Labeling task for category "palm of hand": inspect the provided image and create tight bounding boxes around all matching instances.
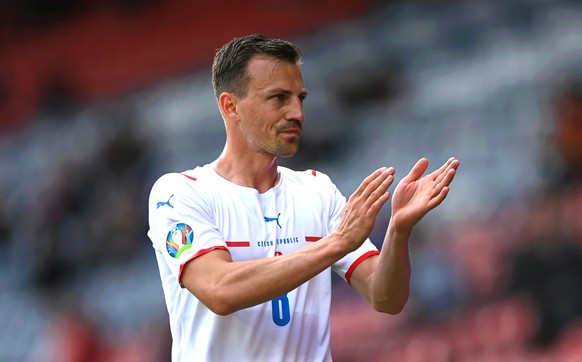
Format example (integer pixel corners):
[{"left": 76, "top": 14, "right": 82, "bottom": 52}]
[{"left": 391, "top": 158, "right": 459, "bottom": 231}]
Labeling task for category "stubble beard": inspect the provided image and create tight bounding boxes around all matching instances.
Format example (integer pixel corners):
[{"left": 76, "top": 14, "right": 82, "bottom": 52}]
[
  {"left": 266, "top": 137, "right": 299, "bottom": 158},
  {"left": 272, "top": 121, "right": 302, "bottom": 158},
  {"left": 243, "top": 125, "right": 300, "bottom": 158}
]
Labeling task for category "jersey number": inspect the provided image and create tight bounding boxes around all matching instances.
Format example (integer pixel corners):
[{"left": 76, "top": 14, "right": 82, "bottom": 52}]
[
  {"left": 271, "top": 294, "right": 290, "bottom": 326},
  {"left": 271, "top": 251, "right": 290, "bottom": 326}
]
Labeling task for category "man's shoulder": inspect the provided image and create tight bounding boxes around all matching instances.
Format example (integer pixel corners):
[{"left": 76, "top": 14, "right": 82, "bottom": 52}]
[
  {"left": 150, "top": 165, "right": 215, "bottom": 193},
  {"left": 279, "top": 166, "right": 336, "bottom": 189}
]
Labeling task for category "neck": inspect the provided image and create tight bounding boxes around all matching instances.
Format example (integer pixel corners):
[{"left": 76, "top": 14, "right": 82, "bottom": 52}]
[{"left": 214, "top": 146, "right": 280, "bottom": 193}]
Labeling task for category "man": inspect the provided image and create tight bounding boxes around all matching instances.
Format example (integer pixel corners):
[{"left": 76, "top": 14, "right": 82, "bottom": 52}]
[{"left": 148, "top": 34, "right": 459, "bottom": 361}]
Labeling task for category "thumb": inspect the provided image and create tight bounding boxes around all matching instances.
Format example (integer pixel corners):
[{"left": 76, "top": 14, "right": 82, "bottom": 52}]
[{"left": 402, "top": 158, "right": 429, "bottom": 182}]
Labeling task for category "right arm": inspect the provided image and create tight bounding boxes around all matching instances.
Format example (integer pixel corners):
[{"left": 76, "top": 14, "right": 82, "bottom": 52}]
[{"left": 181, "top": 167, "right": 395, "bottom": 315}]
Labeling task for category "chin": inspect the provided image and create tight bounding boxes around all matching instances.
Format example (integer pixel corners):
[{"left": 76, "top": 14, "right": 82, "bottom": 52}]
[
  {"left": 269, "top": 141, "right": 299, "bottom": 158},
  {"left": 276, "top": 147, "right": 299, "bottom": 158}
]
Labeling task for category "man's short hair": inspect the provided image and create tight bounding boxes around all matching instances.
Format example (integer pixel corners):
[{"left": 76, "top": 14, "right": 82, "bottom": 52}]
[{"left": 212, "top": 34, "right": 302, "bottom": 99}]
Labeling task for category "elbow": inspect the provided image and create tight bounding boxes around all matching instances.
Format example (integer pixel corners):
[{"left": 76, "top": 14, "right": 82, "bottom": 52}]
[
  {"left": 205, "top": 291, "right": 239, "bottom": 316},
  {"left": 371, "top": 295, "right": 409, "bottom": 315},
  {"left": 372, "top": 301, "right": 406, "bottom": 315},
  {"left": 207, "top": 301, "right": 236, "bottom": 316},
  {"left": 187, "top": 285, "right": 238, "bottom": 316}
]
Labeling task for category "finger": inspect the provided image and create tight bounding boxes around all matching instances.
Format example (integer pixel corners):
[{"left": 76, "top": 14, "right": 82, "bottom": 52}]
[
  {"left": 435, "top": 158, "right": 459, "bottom": 185},
  {"left": 368, "top": 191, "right": 391, "bottom": 216},
  {"left": 430, "top": 167, "right": 457, "bottom": 198},
  {"left": 364, "top": 173, "right": 394, "bottom": 209},
  {"left": 428, "top": 186, "right": 451, "bottom": 210},
  {"left": 351, "top": 167, "right": 387, "bottom": 199},
  {"left": 359, "top": 167, "right": 395, "bottom": 201},
  {"left": 402, "top": 158, "right": 429, "bottom": 183},
  {"left": 435, "top": 161, "right": 459, "bottom": 190},
  {"left": 431, "top": 158, "right": 453, "bottom": 183},
  {"left": 429, "top": 160, "right": 459, "bottom": 207},
  {"left": 431, "top": 157, "right": 456, "bottom": 183}
]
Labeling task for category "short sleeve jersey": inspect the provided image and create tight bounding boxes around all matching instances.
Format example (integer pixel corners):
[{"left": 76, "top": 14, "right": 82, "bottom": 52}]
[{"left": 147, "top": 163, "right": 379, "bottom": 362}]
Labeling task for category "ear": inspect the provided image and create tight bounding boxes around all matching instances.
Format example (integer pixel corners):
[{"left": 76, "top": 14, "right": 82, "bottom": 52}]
[{"left": 219, "top": 92, "right": 239, "bottom": 122}]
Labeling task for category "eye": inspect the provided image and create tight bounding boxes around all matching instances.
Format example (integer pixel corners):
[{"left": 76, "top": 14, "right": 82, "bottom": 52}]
[{"left": 271, "top": 94, "right": 285, "bottom": 101}]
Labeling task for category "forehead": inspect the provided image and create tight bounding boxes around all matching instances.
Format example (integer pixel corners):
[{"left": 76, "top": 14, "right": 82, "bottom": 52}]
[{"left": 245, "top": 55, "right": 304, "bottom": 92}]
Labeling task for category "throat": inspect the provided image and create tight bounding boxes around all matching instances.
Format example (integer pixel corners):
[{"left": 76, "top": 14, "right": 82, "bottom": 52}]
[{"left": 213, "top": 157, "right": 280, "bottom": 193}]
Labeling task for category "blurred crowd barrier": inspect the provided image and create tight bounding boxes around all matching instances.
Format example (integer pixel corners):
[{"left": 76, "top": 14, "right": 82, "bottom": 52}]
[{"left": 1, "top": 0, "right": 582, "bottom": 361}]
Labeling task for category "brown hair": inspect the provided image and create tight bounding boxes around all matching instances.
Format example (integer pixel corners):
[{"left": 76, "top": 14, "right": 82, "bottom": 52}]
[{"left": 212, "top": 34, "right": 302, "bottom": 99}]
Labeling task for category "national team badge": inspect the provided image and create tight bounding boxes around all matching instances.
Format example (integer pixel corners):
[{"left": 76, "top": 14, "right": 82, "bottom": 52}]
[{"left": 166, "top": 223, "right": 194, "bottom": 258}]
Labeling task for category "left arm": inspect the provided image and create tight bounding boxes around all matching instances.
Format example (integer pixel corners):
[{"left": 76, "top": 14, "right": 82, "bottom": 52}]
[{"left": 350, "top": 157, "right": 459, "bottom": 314}]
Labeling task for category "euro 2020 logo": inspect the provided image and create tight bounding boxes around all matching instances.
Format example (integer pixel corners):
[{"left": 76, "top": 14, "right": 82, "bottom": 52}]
[{"left": 166, "top": 223, "right": 194, "bottom": 259}]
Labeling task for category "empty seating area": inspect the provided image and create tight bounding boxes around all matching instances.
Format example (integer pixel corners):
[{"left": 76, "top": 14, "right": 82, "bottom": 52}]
[{"left": 1, "top": 0, "right": 582, "bottom": 360}]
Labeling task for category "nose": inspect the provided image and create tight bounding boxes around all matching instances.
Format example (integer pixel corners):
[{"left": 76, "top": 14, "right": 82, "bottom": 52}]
[{"left": 286, "top": 96, "right": 304, "bottom": 124}]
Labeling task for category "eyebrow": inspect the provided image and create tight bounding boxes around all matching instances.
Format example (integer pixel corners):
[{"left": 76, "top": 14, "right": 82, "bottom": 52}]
[{"left": 265, "top": 87, "right": 309, "bottom": 98}]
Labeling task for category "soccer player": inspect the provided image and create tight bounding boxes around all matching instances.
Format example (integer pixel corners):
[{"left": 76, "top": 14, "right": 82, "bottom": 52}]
[{"left": 148, "top": 34, "right": 459, "bottom": 361}]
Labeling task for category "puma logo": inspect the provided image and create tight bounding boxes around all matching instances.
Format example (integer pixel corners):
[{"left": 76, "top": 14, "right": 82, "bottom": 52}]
[
  {"left": 264, "top": 213, "right": 282, "bottom": 229},
  {"left": 157, "top": 194, "right": 175, "bottom": 209}
]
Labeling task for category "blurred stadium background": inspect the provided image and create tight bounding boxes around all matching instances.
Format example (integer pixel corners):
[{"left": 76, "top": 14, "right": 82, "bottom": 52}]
[{"left": 1, "top": 0, "right": 582, "bottom": 360}]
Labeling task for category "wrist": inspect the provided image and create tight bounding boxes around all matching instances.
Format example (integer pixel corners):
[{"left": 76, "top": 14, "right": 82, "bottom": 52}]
[
  {"left": 328, "top": 230, "right": 359, "bottom": 254},
  {"left": 387, "top": 219, "right": 413, "bottom": 241}
]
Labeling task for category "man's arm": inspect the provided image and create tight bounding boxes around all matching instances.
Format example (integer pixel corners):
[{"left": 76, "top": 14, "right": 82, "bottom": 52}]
[
  {"left": 180, "top": 167, "right": 395, "bottom": 315},
  {"left": 350, "top": 157, "right": 459, "bottom": 314}
]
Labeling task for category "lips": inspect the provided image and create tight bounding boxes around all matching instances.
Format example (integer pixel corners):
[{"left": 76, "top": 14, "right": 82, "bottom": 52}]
[
  {"left": 281, "top": 128, "right": 301, "bottom": 134},
  {"left": 279, "top": 121, "right": 303, "bottom": 135}
]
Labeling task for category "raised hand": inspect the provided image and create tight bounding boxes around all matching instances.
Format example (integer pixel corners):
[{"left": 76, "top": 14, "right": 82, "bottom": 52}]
[
  {"left": 390, "top": 157, "right": 459, "bottom": 232},
  {"left": 335, "top": 167, "right": 395, "bottom": 252}
]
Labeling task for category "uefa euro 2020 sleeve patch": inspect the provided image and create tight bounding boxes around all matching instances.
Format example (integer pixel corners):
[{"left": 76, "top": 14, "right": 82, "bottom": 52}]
[{"left": 166, "top": 223, "right": 194, "bottom": 258}]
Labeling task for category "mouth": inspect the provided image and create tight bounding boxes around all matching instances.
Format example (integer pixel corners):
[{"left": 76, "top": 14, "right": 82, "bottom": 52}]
[
  {"left": 279, "top": 120, "right": 303, "bottom": 136},
  {"left": 280, "top": 128, "right": 301, "bottom": 135}
]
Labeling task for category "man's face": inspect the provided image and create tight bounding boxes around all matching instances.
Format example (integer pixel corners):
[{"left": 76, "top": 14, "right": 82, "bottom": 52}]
[{"left": 234, "top": 55, "right": 307, "bottom": 158}]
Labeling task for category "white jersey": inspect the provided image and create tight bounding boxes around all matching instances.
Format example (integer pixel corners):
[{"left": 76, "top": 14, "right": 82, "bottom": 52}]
[{"left": 147, "top": 163, "right": 379, "bottom": 362}]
